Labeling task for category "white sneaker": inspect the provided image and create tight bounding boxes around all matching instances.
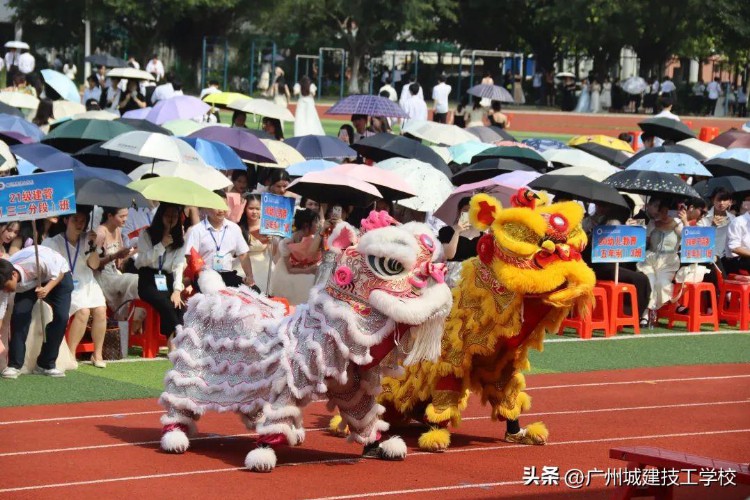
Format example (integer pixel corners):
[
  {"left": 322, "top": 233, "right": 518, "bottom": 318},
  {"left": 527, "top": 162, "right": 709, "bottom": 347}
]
[
  {"left": 1, "top": 367, "right": 19, "bottom": 379},
  {"left": 33, "top": 366, "right": 65, "bottom": 378}
]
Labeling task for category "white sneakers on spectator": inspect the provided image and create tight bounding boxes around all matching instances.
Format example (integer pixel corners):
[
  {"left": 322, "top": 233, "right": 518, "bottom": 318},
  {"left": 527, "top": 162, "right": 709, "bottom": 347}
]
[
  {"left": 1, "top": 367, "right": 19, "bottom": 379},
  {"left": 33, "top": 366, "right": 65, "bottom": 377}
]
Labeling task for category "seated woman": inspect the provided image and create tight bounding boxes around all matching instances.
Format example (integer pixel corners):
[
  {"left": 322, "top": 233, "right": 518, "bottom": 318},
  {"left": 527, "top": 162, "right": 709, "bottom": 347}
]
[
  {"left": 0, "top": 222, "right": 22, "bottom": 257},
  {"left": 269, "top": 209, "right": 322, "bottom": 305},
  {"left": 42, "top": 208, "right": 108, "bottom": 367},
  {"left": 135, "top": 203, "right": 186, "bottom": 347},
  {"left": 237, "top": 194, "right": 274, "bottom": 294},
  {"left": 96, "top": 207, "right": 140, "bottom": 320}
]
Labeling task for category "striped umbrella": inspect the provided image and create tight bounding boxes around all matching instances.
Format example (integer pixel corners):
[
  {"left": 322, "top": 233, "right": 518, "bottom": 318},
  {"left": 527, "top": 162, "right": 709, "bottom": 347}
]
[
  {"left": 326, "top": 95, "right": 407, "bottom": 118},
  {"left": 466, "top": 84, "right": 514, "bottom": 103}
]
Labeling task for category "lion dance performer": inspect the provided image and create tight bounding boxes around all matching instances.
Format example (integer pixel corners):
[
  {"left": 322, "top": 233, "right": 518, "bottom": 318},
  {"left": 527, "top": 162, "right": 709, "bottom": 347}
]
[
  {"left": 158, "top": 212, "right": 452, "bottom": 471},
  {"left": 333, "top": 189, "right": 595, "bottom": 451}
]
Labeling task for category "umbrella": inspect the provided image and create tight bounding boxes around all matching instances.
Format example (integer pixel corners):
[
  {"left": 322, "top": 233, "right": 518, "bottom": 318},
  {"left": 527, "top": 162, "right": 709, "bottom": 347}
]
[
  {"left": 106, "top": 68, "right": 155, "bottom": 81},
  {"left": 179, "top": 137, "right": 245, "bottom": 171},
  {"left": 0, "top": 141, "right": 16, "bottom": 171},
  {"left": 400, "top": 120, "right": 478, "bottom": 146},
  {"left": 42, "top": 119, "right": 138, "bottom": 153},
  {"left": 287, "top": 159, "right": 337, "bottom": 177},
  {"left": 466, "top": 84, "right": 514, "bottom": 103},
  {"left": 128, "top": 161, "right": 232, "bottom": 190},
  {"left": 15, "top": 156, "right": 36, "bottom": 174},
  {"left": 162, "top": 119, "right": 210, "bottom": 136},
  {"left": 621, "top": 76, "right": 648, "bottom": 95},
  {"left": 146, "top": 95, "right": 210, "bottom": 124},
  {"left": 0, "top": 101, "right": 24, "bottom": 118},
  {"left": 448, "top": 141, "right": 493, "bottom": 165},
  {"left": 622, "top": 145, "right": 706, "bottom": 167},
  {"left": 5, "top": 41, "right": 30, "bottom": 50},
  {"left": 241, "top": 128, "right": 274, "bottom": 140},
  {"left": 258, "top": 139, "right": 305, "bottom": 168},
  {"left": 51, "top": 100, "right": 87, "bottom": 120},
  {"left": 465, "top": 126, "right": 516, "bottom": 143},
  {"left": 73, "top": 142, "right": 153, "bottom": 173},
  {"left": 569, "top": 134, "right": 634, "bottom": 153},
  {"left": 542, "top": 148, "right": 612, "bottom": 170},
  {"left": 472, "top": 145, "right": 549, "bottom": 171},
  {"left": 0, "top": 92, "right": 39, "bottom": 109},
  {"left": 121, "top": 107, "right": 152, "bottom": 119},
  {"left": 704, "top": 149, "right": 750, "bottom": 178},
  {"left": 76, "top": 178, "right": 149, "bottom": 208},
  {"left": 285, "top": 134, "right": 357, "bottom": 160},
  {"left": 0, "top": 130, "right": 33, "bottom": 145},
  {"left": 12, "top": 144, "right": 131, "bottom": 184},
  {"left": 326, "top": 94, "right": 408, "bottom": 119},
  {"left": 203, "top": 92, "right": 250, "bottom": 107},
  {"left": 710, "top": 128, "right": 750, "bottom": 149},
  {"left": 435, "top": 171, "right": 542, "bottom": 225},
  {"left": 376, "top": 158, "right": 453, "bottom": 212},
  {"left": 128, "top": 177, "right": 228, "bottom": 210},
  {"left": 188, "top": 126, "right": 276, "bottom": 164},
  {"left": 117, "top": 118, "right": 173, "bottom": 135},
  {"left": 101, "top": 131, "right": 206, "bottom": 166},
  {"left": 638, "top": 117, "right": 696, "bottom": 142},
  {"left": 522, "top": 138, "right": 570, "bottom": 152},
  {"left": 572, "top": 142, "right": 632, "bottom": 166},
  {"left": 229, "top": 98, "right": 295, "bottom": 122},
  {"left": 452, "top": 158, "right": 535, "bottom": 185},
  {"left": 545, "top": 164, "right": 620, "bottom": 182},
  {"left": 677, "top": 138, "right": 726, "bottom": 158},
  {"left": 328, "top": 163, "right": 417, "bottom": 201},
  {"left": 430, "top": 145, "right": 452, "bottom": 164},
  {"left": 693, "top": 176, "right": 750, "bottom": 199},
  {"left": 0, "top": 114, "right": 44, "bottom": 141},
  {"left": 352, "top": 133, "right": 451, "bottom": 176},
  {"left": 40, "top": 69, "right": 80, "bottom": 102},
  {"left": 529, "top": 175, "right": 628, "bottom": 209},
  {"left": 603, "top": 170, "right": 701, "bottom": 199},
  {"left": 555, "top": 72, "right": 575, "bottom": 79},
  {"left": 287, "top": 171, "right": 383, "bottom": 206},
  {"left": 72, "top": 110, "right": 120, "bottom": 121},
  {"left": 85, "top": 54, "right": 128, "bottom": 67},
  {"left": 625, "top": 152, "right": 712, "bottom": 177}
]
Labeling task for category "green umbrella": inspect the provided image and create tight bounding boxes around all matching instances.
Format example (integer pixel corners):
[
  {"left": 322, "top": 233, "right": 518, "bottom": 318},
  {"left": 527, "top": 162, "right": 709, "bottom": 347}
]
[
  {"left": 42, "top": 119, "right": 137, "bottom": 154},
  {"left": 471, "top": 146, "right": 550, "bottom": 171},
  {"left": 127, "top": 177, "right": 228, "bottom": 210}
]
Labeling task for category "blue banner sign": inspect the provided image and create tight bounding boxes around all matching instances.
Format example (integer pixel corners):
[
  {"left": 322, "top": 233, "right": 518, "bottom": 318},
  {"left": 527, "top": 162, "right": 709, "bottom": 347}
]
[
  {"left": 259, "top": 193, "right": 295, "bottom": 238},
  {"left": 681, "top": 226, "right": 716, "bottom": 264},
  {"left": 0, "top": 170, "right": 76, "bottom": 223},
  {"left": 591, "top": 225, "right": 647, "bottom": 263}
]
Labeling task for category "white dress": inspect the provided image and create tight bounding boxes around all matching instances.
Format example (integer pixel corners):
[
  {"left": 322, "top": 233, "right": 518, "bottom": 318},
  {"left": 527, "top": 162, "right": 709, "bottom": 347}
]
[
  {"left": 636, "top": 222, "right": 682, "bottom": 310},
  {"left": 590, "top": 82, "right": 601, "bottom": 113},
  {"left": 600, "top": 82, "right": 612, "bottom": 109},
  {"left": 294, "top": 95, "right": 325, "bottom": 137},
  {"left": 234, "top": 233, "right": 274, "bottom": 294},
  {"left": 466, "top": 108, "right": 487, "bottom": 128},
  {"left": 269, "top": 237, "right": 320, "bottom": 305},
  {"left": 574, "top": 83, "right": 591, "bottom": 113},
  {"left": 96, "top": 229, "right": 139, "bottom": 318}
]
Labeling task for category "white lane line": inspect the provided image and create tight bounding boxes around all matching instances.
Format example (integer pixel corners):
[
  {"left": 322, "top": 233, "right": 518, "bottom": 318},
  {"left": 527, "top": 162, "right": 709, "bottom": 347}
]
[
  {"left": 0, "top": 410, "right": 164, "bottom": 426},
  {"left": 1, "top": 428, "right": 747, "bottom": 494},
  {"left": 528, "top": 374, "right": 750, "bottom": 391},
  {"left": 2, "top": 400, "right": 748, "bottom": 458}
]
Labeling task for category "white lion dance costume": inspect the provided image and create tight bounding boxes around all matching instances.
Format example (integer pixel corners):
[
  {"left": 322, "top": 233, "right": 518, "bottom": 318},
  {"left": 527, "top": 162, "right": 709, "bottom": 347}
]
[{"left": 159, "top": 212, "right": 452, "bottom": 471}]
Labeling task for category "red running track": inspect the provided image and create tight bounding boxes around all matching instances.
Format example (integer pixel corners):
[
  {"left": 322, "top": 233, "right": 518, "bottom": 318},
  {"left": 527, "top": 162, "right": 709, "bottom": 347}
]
[{"left": 1, "top": 363, "right": 749, "bottom": 499}]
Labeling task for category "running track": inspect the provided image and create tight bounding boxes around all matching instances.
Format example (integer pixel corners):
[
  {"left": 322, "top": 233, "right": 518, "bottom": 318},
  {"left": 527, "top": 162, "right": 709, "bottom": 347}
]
[{"left": 2, "top": 363, "right": 749, "bottom": 499}]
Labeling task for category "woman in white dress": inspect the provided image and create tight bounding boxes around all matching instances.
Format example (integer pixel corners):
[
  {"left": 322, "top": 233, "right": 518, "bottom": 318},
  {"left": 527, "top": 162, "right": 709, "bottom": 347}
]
[
  {"left": 237, "top": 194, "right": 274, "bottom": 294},
  {"left": 600, "top": 76, "right": 612, "bottom": 111},
  {"left": 269, "top": 209, "right": 322, "bottom": 305},
  {"left": 574, "top": 78, "right": 591, "bottom": 113},
  {"left": 271, "top": 67, "right": 291, "bottom": 109},
  {"left": 95, "top": 207, "right": 140, "bottom": 319},
  {"left": 590, "top": 79, "right": 602, "bottom": 113},
  {"left": 466, "top": 96, "right": 489, "bottom": 127},
  {"left": 293, "top": 75, "right": 324, "bottom": 137},
  {"left": 43, "top": 209, "right": 108, "bottom": 367}
]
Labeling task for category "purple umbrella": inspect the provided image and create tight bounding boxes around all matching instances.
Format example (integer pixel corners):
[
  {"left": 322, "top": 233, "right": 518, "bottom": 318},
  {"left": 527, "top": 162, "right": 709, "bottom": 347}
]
[
  {"left": 188, "top": 126, "right": 276, "bottom": 164},
  {"left": 326, "top": 95, "right": 408, "bottom": 118},
  {"left": 0, "top": 130, "right": 35, "bottom": 145},
  {"left": 122, "top": 107, "right": 152, "bottom": 119},
  {"left": 146, "top": 96, "right": 210, "bottom": 125}
]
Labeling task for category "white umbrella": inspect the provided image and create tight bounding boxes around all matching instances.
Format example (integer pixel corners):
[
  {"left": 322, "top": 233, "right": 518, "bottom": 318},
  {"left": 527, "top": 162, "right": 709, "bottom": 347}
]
[
  {"left": 52, "top": 100, "right": 86, "bottom": 119},
  {"left": 0, "top": 91, "right": 39, "bottom": 109},
  {"left": 430, "top": 145, "right": 453, "bottom": 164},
  {"left": 128, "top": 161, "right": 232, "bottom": 190},
  {"left": 555, "top": 72, "right": 575, "bottom": 79},
  {"left": 401, "top": 119, "right": 479, "bottom": 146},
  {"left": 229, "top": 98, "right": 295, "bottom": 122},
  {"left": 676, "top": 138, "right": 726, "bottom": 158},
  {"left": 377, "top": 157, "right": 454, "bottom": 212},
  {"left": 258, "top": 139, "right": 305, "bottom": 168},
  {"left": 621, "top": 76, "right": 648, "bottom": 95},
  {"left": 4, "top": 41, "right": 29, "bottom": 50},
  {"left": 106, "top": 67, "right": 155, "bottom": 81},
  {"left": 542, "top": 149, "right": 612, "bottom": 170},
  {"left": 101, "top": 131, "right": 206, "bottom": 166}
]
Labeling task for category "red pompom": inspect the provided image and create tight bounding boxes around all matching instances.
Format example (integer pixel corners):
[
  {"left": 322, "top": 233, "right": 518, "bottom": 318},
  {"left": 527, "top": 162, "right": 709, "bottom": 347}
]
[{"left": 476, "top": 234, "right": 495, "bottom": 264}]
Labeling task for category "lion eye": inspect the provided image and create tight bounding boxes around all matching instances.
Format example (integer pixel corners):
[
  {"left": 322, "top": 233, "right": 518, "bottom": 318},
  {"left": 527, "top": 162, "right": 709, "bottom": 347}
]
[{"left": 367, "top": 255, "right": 405, "bottom": 277}]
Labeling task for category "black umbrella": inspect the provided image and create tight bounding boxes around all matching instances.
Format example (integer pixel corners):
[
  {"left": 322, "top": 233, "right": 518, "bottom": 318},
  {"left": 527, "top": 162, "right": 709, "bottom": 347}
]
[
  {"left": 0, "top": 101, "right": 24, "bottom": 118},
  {"left": 703, "top": 157, "right": 750, "bottom": 179},
  {"left": 452, "top": 158, "right": 534, "bottom": 185},
  {"left": 529, "top": 175, "right": 628, "bottom": 209},
  {"left": 73, "top": 142, "right": 152, "bottom": 173},
  {"left": 84, "top": 54, "right": 128, "bottom": 68},
  {"left": 693, "top": 176, "right": 750, "bottom": 198},
  {"left": 621, "top": 145, "right": 706, "bottom": 168},
  {"left": 352, "top": 133, "right": 451, "bottom": 176},
  {"left": 573, "top": 142, "right": 632, "bottom": 166},
  {"left": 638, "top": 117, "right": 696, "bottom": 142},
  {"left": 603, "top": 170, "right": 701, "bottom": 199},
  {"left": 117, "top": 118, "right": 173, "bottom": 136},
  {"left": 471, "top": 146, "right": 549, "bottom": 171},
  {"left": 466, "top": 126, "right": 516, "bottom": 143},
  {"left": 75, "top": 178, "right": 149, "bottom": 207}
]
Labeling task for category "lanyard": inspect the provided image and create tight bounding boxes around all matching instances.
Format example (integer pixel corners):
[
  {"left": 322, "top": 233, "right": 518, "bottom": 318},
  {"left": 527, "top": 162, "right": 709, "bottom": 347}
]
[
  {"left": 65, "top": 236, "right": 81, "bottom": 276},
  {"left": 205, "top": 219, "right": 227, "bottom": 253},
  {"left": 157, "top": 255, "right": 164, "bottom": 274}
]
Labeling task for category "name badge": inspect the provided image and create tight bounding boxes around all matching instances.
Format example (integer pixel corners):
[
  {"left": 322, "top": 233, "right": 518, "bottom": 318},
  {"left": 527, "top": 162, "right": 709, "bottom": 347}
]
[
  {"left": 212, "top": 254, "right": 225, "bottom": 272},
  {"left": 72, "top": 279, "right": 80, "bottom": 290},
  {"left": 154, "top": 273, "right": 168, "bottom": 292}
]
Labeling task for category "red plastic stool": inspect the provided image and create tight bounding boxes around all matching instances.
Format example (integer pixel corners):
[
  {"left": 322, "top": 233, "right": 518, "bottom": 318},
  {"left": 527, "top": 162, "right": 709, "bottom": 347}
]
[
  {"left": 597, "top": 281, "right": 641, "bottom": 334},
  {"left": 558, "top": 286, "right": 610, "bottom": 338},
  {"left": 128, "top": 300, "right": 167, "bottom": 358},
  {"left": 699, "top": 126, "right": 719, "bottom": 142},
  {"left": 718, "top": 279, "right": 750, "bottom": 330},
  {"left": 64, "top": 315, "right": 95, "bottom": 355},
  {"left": 659, "top": 282, "right": 719, "bottom": 332}
]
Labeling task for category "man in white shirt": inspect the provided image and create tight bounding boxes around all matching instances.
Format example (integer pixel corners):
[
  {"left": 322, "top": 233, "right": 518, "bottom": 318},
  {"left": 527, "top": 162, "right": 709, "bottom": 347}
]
[
  {"left": 1, "top": 246, "right": 73, "bottom": 379},
  {"left": 185, "top": 192, "right": 256, "bottom": 290},
  {"left": 431, "top": 75, "right": 451, "bottom": 123},
  {"left": 378, "top": 77, "right": 397, "bottom": 102},
  {"left": 145, "top": 54, "right": 165, "bottom": 82},
  {"left": 399, "top": 75, "right": 423, "bottom": 108},
  {"left": 127, "top": 56, "right": 140, "bottom": 70},
  {"left": 17, "top": 49, "right": 35, "bottom": 75},
  {"left": 724, "top": 196, "right": 750, "bottom": 275},
  {"left": 660, "top": 76, "right": 676, "bottom": 95},
  {"left": 402, "top": 83, "right": 428, "bottom": 127},
  {"left": 706, "top": 77, "right": 721, "bottom": 115},
  {"left": 151, "top": 73, "right": 175, "bottom": 105}
]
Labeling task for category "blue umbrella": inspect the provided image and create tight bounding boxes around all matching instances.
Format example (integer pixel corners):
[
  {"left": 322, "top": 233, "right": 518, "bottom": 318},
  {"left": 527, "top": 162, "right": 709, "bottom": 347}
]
[
  {"left": 708, "top": 148, "right": 750, "bottom": 163},
  {"left": 521, "top": 138, "right": 570, "bottom": 153},
  {"left": 285, "top": 135, "right": 357, "bottom": 160},
  {"left": 326, "top": 95, "right": 407, "bottom": 118},
  {"left": 40, "top": 69, "right": 81, "bottom": 103},
  {"left": 625, "top": 152, "right": 712, "bottom": 177},
  {"left": 11, "top": 143, "right": 131, "bottom": 184},
  {"left": 15, "top": 156, "right": 36, "bottom": 175},
  {"left": 448, "top": 141, "right": 493, "bottom": 165},
  {"left": 179, "top": 137, "right": 246, "bottom": 171},
  {"left": 0, "top": 114, "right": 44, "bottom": 141},
  {"left": 287, "top": 159, "right": 337, "bottom": 177}
]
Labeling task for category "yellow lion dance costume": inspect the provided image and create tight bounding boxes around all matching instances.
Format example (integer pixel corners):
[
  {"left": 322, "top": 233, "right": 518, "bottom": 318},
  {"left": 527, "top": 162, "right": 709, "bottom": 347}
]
[{"left": 331, "top": 189, "right": 596, "bottom": 450}]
